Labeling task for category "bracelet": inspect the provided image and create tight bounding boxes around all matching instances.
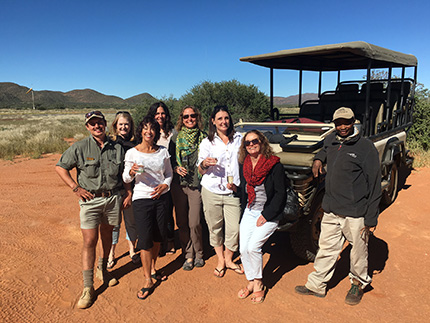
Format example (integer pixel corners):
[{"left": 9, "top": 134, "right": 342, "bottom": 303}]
[
  {"left": 72, "top": 184, "right": 80, "bottom": 192},
  {"left": 200, "top": 163, "right": 208, "bottom": 171}
]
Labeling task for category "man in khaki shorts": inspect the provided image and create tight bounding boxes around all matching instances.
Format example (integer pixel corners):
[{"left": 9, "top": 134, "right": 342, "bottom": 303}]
[
  {"left": 295, "top": 107, "right": 381, "bottom": 305},
  {"left": 55, "top": 111, "right": 132, "bottom": 309}
]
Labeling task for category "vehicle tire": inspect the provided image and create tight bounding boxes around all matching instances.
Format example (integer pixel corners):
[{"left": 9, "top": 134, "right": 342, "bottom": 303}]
[
  {"left": 381, "top": 162, "right": 399, "bottom": 206},
  {"left": 289, "top": 190, "right": 324, "bottom": 262}
]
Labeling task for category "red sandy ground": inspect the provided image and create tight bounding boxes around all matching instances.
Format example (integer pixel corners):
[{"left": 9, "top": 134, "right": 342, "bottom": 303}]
[{"left": 0, "top": 154, "right": 429, "bottom": 322}]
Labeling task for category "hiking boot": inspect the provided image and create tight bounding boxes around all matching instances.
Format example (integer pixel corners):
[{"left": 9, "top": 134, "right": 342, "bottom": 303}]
[
  {"left": 295, "top": 285, "right": 326, "bottom": 298},
  {"left": 96, "top": 267, "right": 118, "bottom": 287},
  {"left": 194, "top": 258, "right": 205, "bottom": 268},
  {"left": 345, "top": 279, "right": 364, "bottom": 306},
  {"left": 77, "top": 286, "right": 94, "bottom": 309},
  {"left": 182, "top": 259, "right": 194, "bottom": 271}
]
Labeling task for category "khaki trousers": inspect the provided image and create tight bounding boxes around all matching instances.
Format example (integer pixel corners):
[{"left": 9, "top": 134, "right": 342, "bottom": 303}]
[
  {"left": 305, "top": 212, "right": 371, "bottom": 294},
  {"left": 171, "top": 183, "right": 204, "bottom": 259},
  {"left": 201, "top": 187, "right": 241, "bottom": 252}
]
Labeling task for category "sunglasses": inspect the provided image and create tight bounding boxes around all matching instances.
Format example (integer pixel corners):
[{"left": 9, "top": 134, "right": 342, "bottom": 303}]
[
  {"left": 116, "top": 111, "right": 131, "bottom": 115},
  {"left": 183, "top": 113, "right": 197, "bottom": 120},
  {"left": 85, "top": 110, "right": 103, "bottom": 119},
  {"left": 244, "top": 138, "right": 260, "bottom": 146}
]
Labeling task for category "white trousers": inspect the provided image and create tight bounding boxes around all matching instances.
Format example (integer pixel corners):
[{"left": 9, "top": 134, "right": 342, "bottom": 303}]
[
  {"left": 239, "top": 208, "right": 279, "bottom": 281},
  {"left": 305, "top": 212, "right": 371, "bottom": 294}
]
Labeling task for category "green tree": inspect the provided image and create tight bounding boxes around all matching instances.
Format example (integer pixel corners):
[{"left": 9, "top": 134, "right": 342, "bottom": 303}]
[
  {"left": 408, "top": 83, "right": 430, "bottom": 150},
  {"left": 132, "top": 95, "right": 182, "bottom": 127},
  {"left": 180, "top": 80, "right": 270, "bottom": 127}
]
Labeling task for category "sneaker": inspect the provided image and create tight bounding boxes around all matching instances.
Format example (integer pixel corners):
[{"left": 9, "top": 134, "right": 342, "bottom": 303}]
[
  {"left": 294, "top": 285, "right": 326, "bottom": 298},
  {"left": 77, "top": 286, "right": 94, "bottom": 309},
  {"left": 96, "top": 267, "right": 118, "bottom": 287},
  {"left": 194, "top": 258, "right": 205, "bottom": 268},
  {"left": 182, "top": 259, "right": 194, "bottom": 271},
  {"left": 345, "top": 280, "right": 364, "bottom": 306}
]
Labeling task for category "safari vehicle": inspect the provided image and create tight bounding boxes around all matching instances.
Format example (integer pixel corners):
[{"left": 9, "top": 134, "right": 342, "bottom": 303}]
[{"left": 236, "top": 41, "right": 417, "bottom": 261}]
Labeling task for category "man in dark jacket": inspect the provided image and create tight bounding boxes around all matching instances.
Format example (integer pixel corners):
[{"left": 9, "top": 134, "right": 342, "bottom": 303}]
[{"left": 295, "top": 107, "right": 381, "bottom": 305}]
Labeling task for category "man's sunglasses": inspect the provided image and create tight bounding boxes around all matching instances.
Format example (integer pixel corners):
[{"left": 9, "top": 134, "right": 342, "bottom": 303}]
[
  {"left": 85, "top": 110, "right": 103, "bottom": 118},
  {"left": 183, "top": 113, "right": 197, "bottom": 120},
  {"left": 244, "top": 138, "right": 260, "bottom": 146}
]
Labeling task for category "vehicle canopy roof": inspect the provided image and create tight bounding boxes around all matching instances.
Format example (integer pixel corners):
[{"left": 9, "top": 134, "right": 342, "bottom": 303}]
[{"left": 240, "top": 41, "right": 417, "bottom": 71}]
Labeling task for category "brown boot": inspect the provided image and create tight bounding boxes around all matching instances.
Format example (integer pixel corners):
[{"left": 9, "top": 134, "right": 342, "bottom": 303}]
[
  {"left": 345, "top": 279, "right": 364, "bottom": 305},
  {"left": 77, "top": 286, "right": 94, "bottom": 309}
]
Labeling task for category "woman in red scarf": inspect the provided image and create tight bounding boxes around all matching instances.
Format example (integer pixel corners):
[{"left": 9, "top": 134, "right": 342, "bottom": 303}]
[{"left": 235, "top": 130, "right": 287, "bottom": 304}]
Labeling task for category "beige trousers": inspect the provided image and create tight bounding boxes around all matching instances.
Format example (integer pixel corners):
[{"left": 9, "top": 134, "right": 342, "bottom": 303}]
[
  {"left": 305, "top": 212, "right": 372, "bottom": 294},
  {"left": 201, "top": 187, "right": 241, "bottom": 252}
]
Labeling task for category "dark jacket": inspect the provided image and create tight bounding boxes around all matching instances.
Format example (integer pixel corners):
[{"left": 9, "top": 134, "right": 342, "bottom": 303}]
[
  {"left": 315, "top": 131, "right": 381, "bottom": 227},
  {"left": 238, "top": 161, "right": 287, "bottom": 222}
]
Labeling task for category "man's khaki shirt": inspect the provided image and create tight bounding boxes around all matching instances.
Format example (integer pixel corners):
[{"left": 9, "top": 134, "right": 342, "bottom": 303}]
[{"left": 57, "top": 136, "right": 124, "bottom": 192}]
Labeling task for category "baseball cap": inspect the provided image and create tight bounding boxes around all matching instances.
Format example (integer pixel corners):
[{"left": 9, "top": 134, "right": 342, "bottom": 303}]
[
  {"left": 333, "top": 107, "right": 355, "bottom": 121},
  {"left": 85, "top": 110, "right": 105, "bottom": 124}
]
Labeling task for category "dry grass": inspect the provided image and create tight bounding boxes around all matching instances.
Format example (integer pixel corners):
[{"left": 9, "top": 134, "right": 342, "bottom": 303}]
[
  {"left": 0, "top": 109, "right": 117, "bottom": 160},
  {"left": 408, "top": 146, "right": 430, "bottom": 168}
]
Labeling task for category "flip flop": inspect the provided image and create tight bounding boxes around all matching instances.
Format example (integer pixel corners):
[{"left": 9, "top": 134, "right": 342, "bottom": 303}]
[
  {"left": 226, "top": 264, "right": 244, "bottom": 275},
  {"left": 107, "top": 259, "right": 115, "bottom": 270},
  {"left": 238, "top": 287, "right": 252, "bottom": 299},
  {"left": 131, "top": 254, "right": 141, "bottom": 264},
  {"left": 151, "top": 271, "right": 167, "bottom": 282},
  {"left": 213, "top": 267, "right": 226, "bottom": 278},
  {"left": 137, "top": 285, "right": 154, "bottom": 300},
  {"left": 251, "top": 286, "right": 266, "bottom": 304}
]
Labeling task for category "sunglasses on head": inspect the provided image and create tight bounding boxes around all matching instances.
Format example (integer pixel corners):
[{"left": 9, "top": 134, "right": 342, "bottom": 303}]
[
  {"left": 116, "top": 111, "right": 131, "bottom": 116},
  {"left": 244, "top": 138, "right": 260, "bottom": 146},
  {"left": 85, "top": 110, "right": 103, "bottom": 119},
  {"left": 183, "top": 113, "right": 197, "bottom": 120}
]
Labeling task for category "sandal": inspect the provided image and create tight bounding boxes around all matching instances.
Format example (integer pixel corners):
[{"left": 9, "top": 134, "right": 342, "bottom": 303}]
[
  {"left": 151, "top": 271, "right": 167, "bottom": 282},
  {"left": 166, "top": 241, "right": 175, "bottom": 255},
  {"left": 226, "top": 264, "right": 244, "bottom": 275},
  {"left": 107, "top": 259, "right": 115, "bottom": 270},
  {"left": 137, "top": 285, "right": 154, "bottom": 300},
  {"left": 238, "top": 287, "right": 252, "bottom": 299},
  {"left": 213, "top": 267, "right": 226, "bottom": 278},
  {"left": 251, "top": 286, "right": 266, "bottom": 304},
  {"left": 131, "top": 254, "right": 141, "bottom": 264}
]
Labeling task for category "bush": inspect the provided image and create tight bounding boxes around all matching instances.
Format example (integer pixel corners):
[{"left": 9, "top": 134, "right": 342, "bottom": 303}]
[
  {"left": 180, "top": 80, "right": 270, "bottom": 127},
  {"left": 408, "top": 84, "right": 430, "bottom": 150}
]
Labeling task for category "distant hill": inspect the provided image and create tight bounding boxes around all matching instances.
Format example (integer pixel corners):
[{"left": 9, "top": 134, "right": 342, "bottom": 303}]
[
  {"left": 0, "top": 82, "right": 317, "bottom": 109},
  {"left": 0, "top": 82, "right": 156, "bottom": 109},
  {"left": 273, "top": 93, "right": 318, "bottom": 107}
]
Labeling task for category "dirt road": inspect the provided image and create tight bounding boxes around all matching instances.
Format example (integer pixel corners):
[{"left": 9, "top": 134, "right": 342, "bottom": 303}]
[{"left": 0, "top": 154, "right": 429, "bottom": 322}]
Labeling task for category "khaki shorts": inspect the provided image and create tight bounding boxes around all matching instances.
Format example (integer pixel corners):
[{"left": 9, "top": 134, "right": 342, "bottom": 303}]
[{"left": 79, "top": 192, "right": 122, "bottom": 229}]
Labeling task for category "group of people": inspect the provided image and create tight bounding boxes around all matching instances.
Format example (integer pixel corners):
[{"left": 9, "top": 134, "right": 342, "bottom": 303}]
[{"left": 56, "top": 104, "right": 381, "bottom": 309}]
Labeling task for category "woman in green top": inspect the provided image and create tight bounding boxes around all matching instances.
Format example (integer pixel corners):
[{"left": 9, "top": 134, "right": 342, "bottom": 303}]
[{"left": 172, "top": 106, "right": 207, "bottom": 271}]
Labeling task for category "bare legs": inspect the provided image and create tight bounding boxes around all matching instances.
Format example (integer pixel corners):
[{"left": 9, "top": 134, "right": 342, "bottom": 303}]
[
  {"left": 137, "top": 242, "right": 162, "bottom": 299},
  {"left": 214, "top": 245, "right": 241, "bottom": 277}
]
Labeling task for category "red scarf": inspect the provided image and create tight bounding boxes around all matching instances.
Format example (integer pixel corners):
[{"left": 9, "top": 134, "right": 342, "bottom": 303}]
[{"left": 243, "top": 154, "right": 280, "bottom": 205}]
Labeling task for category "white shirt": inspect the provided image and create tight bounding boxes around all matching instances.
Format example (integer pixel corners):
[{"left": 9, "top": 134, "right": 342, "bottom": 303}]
[
  {"left": 123, "top": 146, "right": 173, "bottom": 201},
  {"left": 157, "top": 130, "right": 174, "bottom": 149},
  {"left": 198, "top": 132, "right": 242, "bottom": 195}
]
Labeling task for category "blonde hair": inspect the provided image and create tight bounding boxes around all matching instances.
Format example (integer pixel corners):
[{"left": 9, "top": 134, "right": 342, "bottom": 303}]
[
  {"left": 175, "top": 105, "right": 204, "bottom": 131},
  {"left": 238, "top": 130, "right": 274, "bottom": 164},
  {"left": 110, "top": 112, "right": 135, "bottom": 141}
]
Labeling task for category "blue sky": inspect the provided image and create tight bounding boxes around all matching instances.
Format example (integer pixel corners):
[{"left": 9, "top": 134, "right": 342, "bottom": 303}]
[{"left": 1, "top": 0, "right": 429, "bottom": 100}]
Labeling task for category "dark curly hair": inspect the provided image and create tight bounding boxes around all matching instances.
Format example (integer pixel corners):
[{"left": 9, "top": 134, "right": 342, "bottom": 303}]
[
  {"left": 146, "top": 101, "right": 174, "bottom": 136},
  {"left": 135, "top": 116, "right": 161, "bottom": 145}
]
